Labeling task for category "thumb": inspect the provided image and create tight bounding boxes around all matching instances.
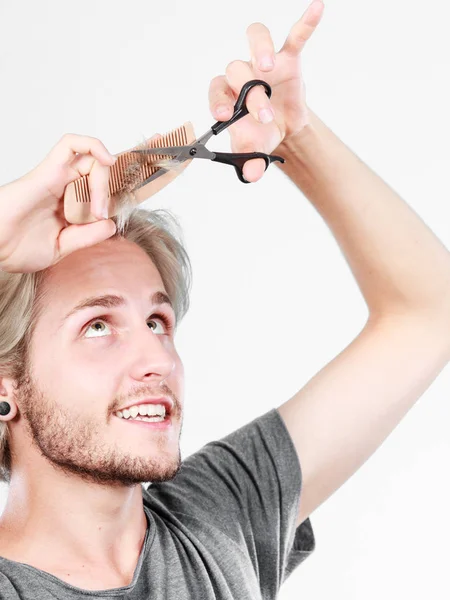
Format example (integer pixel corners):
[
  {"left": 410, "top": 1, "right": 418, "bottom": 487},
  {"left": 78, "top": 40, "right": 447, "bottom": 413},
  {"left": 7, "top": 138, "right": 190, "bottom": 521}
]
[
  {"left": 57, "top": 218, "right": 117, "bottom": 260},
  {"left": 235, "top": 143, "right": 266, "bottom": 183}
]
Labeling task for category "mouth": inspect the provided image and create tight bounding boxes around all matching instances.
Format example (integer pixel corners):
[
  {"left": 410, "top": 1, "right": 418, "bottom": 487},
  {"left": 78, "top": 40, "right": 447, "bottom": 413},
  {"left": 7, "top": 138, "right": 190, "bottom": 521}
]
[{"left": 113, "top": 399, "right": 173, "bottom": 426}]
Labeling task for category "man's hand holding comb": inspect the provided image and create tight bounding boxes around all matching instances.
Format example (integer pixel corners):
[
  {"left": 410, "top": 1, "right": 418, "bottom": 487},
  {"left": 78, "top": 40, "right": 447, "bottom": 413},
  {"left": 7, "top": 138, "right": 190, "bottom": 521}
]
[{"left": 0, "top": 134, "right": 117, "bottom": 273}]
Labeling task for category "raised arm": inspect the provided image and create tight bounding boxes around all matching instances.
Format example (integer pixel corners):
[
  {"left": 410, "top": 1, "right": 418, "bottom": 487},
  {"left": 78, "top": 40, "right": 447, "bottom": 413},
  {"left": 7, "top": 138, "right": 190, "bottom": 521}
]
[{"left": 275, "top": 110, "right": 450, "bottom": 526}]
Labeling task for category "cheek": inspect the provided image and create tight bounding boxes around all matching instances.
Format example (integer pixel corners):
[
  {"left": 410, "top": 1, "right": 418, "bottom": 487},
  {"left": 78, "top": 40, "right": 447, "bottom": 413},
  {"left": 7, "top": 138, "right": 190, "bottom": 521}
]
[
  {"left": 31, "top": 337, "right": 121, "bottom": 407},
  {"left": 68, "top": 342, "right": 124, "bottom": 395}
]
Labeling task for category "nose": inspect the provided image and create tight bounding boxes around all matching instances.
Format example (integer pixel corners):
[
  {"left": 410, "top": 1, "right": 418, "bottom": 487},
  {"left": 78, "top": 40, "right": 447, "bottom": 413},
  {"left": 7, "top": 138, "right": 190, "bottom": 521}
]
[{"left": 128, "top": 323, "right": 176, "bottom": 384}]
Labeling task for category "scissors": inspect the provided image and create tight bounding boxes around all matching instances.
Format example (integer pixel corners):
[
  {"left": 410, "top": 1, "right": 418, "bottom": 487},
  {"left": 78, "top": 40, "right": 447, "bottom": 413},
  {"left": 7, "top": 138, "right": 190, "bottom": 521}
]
[{"left": 130, "top": 79, "right": 285, "bottom": 187}]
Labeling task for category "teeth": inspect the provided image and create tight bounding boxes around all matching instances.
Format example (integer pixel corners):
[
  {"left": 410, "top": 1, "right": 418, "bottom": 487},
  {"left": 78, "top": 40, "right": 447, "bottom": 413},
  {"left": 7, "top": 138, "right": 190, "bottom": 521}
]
[
  {"left": 134, "top": 415, "right": 165, "bottom": 422},
  {"left": 115, "top": 403, "right": 167, "bottom": 419}
]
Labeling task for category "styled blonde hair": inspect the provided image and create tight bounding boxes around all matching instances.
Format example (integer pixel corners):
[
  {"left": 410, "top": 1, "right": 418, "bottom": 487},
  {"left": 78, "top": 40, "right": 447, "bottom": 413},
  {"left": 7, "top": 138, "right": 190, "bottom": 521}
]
[{"left": 0, "top": 207, "right": 192, "bottom": 483}]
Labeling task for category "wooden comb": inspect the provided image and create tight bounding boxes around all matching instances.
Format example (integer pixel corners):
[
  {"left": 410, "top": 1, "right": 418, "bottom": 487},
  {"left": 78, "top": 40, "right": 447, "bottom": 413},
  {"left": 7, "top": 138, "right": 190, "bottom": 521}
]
[{"left": 63, "top": 122, "right": 196, "bottom": 224}]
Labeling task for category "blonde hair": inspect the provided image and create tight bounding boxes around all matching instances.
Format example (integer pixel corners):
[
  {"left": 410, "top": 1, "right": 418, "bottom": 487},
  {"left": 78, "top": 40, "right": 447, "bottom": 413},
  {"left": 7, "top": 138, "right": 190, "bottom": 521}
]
[{"left": 0, "top": 207, "right": 192, "bottom": 483}]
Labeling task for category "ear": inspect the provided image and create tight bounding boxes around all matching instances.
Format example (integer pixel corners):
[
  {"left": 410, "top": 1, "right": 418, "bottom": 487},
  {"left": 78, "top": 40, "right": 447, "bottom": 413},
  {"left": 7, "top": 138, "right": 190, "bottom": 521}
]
[{"left": 0, "top": 376, "right": 18, "bottom": 421}]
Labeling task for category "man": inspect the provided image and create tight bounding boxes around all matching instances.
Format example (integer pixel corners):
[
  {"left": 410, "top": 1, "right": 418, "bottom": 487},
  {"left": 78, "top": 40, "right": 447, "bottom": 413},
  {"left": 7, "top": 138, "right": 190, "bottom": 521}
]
[{"left": 0, "top": 0, "right": 450, "bottom": 597}]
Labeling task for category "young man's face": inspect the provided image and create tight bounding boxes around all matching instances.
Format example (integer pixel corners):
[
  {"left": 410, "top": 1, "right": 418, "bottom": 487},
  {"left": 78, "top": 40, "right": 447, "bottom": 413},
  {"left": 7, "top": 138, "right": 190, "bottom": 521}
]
[{"left": 14, "top": 237, "right": 184, "bottom": 486}]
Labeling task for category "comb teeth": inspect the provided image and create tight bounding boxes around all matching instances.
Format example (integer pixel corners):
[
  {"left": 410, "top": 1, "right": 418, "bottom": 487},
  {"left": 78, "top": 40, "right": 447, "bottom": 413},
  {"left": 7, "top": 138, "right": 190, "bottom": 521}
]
[
  {"left": 70, "top": 124, "right": 191, "bottom": 204},
  {"left": 63, "top": 121, "right": 195, "bottom": 225},
  {"left": 110, "top": 125, "right": 191, "bottom": 201},
  {"left": 72, "top": 173, "right": 90, "bottom": 203}
]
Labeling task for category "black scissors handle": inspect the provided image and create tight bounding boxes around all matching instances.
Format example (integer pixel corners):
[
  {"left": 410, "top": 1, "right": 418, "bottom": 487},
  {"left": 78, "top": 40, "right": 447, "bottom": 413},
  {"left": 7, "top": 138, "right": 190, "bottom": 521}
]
[
  {"left": 207, "top": 79, "right": 285, "bottom": 182},
  {"left": 210, "top": 79, "right": 272, "bottom": 136},
  {"left": 212, "top": 151, "right": 285, "bottom": 183}
]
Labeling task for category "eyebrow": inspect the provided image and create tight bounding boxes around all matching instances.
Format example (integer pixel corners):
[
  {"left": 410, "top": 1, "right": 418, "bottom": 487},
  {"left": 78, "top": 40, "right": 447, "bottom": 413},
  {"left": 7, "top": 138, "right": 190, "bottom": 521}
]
[{"left": 60, "top": 291, "right": 174, "bottom": 326}]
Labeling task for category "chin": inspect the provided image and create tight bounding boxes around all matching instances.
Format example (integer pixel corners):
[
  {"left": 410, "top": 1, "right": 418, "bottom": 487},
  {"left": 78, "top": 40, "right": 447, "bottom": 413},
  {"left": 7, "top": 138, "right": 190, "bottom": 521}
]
[{"left": 45, "top": 446, "right": 182, "bottom": 488}]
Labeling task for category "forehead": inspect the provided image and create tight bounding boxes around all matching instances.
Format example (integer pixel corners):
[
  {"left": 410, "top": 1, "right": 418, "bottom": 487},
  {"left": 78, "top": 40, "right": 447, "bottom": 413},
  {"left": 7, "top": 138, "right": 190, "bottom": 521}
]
[{"left": 38, "top": 238, "right": 165, "bottom": 316}]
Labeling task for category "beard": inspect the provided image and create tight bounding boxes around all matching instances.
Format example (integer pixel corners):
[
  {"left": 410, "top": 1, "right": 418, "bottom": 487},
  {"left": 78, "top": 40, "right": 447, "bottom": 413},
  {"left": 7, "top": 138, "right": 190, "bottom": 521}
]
[{"left": 14, "top": 364, "right": 182, "bottom": 487}]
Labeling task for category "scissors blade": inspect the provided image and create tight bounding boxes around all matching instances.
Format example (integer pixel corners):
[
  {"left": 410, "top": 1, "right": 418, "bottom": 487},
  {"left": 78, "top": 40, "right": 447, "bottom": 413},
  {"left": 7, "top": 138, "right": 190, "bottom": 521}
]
[
  {"left": 131, "top": 144, "right": 215, "bottom": 160},
  {"left": 130, "top": 145, "right": 193, "bottom": 192},
  {"left": 130, "top": 141, "right": 217, "bottom": 192},
  {"left": 130, "top": 146, "right": 191, "bottom": 158},
  {"left": 133, "top": 166, "right": 170, "bottom": 191}
]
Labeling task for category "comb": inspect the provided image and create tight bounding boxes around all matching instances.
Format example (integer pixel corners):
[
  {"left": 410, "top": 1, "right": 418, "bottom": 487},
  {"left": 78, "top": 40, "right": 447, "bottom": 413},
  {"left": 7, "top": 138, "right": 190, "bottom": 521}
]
[{"left": 63, "top": 122, "right": 196, "bottom": 224}]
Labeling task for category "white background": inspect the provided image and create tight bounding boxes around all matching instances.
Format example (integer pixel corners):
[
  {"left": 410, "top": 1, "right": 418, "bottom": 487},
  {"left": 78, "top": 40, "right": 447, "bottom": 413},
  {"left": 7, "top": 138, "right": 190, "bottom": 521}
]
[{"left": 1, "top": 1, "right": 450, "bottom": 598}]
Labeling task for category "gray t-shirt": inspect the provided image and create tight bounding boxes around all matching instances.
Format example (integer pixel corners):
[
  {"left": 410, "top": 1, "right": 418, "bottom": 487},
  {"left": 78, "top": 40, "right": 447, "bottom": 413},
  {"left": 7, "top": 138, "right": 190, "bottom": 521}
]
[{"left": 0, "top": 407, "right": 315, "bottom": 599}]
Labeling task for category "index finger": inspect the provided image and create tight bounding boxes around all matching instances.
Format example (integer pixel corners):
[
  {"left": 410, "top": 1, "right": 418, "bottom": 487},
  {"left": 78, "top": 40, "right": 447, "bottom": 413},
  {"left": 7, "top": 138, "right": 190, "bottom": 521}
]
[
  {"left": 49, "top": 133, "right": 117, "bottom": 169},
  {"left": 208, "top": 75, "right": 236, "bottom": 121},
  {"left": 246, "top": 22, "right": 276, "bottom": 72}
]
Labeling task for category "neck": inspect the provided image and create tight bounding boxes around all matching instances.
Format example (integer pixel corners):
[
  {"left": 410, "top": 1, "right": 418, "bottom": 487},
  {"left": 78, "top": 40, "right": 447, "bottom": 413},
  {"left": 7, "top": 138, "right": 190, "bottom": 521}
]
[{"left": 0, "top": 465, "right": 148, "bottom": 577}]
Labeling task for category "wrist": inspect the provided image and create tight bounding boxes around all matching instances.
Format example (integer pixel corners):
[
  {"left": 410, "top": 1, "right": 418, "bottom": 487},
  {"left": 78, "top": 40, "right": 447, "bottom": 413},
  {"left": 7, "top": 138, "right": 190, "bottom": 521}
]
[{"left": 275, "top": 107, "right": 320, "bottom": 164}]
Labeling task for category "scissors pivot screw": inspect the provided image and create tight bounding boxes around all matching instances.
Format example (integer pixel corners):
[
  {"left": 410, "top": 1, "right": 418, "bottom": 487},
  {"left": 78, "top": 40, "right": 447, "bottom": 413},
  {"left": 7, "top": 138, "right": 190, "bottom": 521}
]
[{"left": 189, "top": 148, "right": 197, "bottom": 156}]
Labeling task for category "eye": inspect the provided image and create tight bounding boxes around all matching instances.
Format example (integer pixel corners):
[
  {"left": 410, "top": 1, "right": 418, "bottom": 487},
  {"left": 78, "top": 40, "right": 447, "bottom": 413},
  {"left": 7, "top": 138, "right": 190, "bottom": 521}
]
[
  {"left": 147, "top": 313, "right": 174, "bottom": 335},
  {"left": 84, "top": 320, "right": 112, "bottom": 338}
]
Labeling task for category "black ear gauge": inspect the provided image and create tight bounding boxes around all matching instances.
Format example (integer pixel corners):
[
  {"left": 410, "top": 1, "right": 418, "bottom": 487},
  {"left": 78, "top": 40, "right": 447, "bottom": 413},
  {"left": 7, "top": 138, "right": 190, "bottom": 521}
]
[{"left": 0, "top": 401, "right": 11, "bottom": 416}]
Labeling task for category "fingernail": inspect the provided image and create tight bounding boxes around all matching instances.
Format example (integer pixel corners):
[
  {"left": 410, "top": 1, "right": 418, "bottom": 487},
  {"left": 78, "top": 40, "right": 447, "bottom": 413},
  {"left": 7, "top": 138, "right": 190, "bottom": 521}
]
[
  {"left": 215, "top": 105, "right": 230, "bottom": 118},
  {"left": 259, "top": 56, "right": 274, "bottom": 70},
  {"left": 259, "top": 108, "right": 274, "bottom": 124},
  {"left": 102, "top": 207, "right": 109, "bottom": 219}
]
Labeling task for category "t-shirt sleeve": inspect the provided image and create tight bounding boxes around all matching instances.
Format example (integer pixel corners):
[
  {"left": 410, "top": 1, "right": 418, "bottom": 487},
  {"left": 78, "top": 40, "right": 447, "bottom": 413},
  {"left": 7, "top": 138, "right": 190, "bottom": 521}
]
[{"left": 147, "top": 407, "right": 315, "bottom": 592}]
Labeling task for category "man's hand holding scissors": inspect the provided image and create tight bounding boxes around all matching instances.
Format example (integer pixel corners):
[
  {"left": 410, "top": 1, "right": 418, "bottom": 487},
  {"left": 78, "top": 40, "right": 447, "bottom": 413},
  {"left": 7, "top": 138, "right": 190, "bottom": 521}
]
[{"left": 208, "top": 0, "right": 325, "bottom": 183}]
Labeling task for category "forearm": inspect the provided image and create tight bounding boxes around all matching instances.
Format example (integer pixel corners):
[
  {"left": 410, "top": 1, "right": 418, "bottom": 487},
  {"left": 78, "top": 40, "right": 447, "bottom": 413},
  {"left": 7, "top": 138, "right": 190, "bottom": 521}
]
[{"left": 276, "top": 107, "right": 450, "bottom": 321}]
